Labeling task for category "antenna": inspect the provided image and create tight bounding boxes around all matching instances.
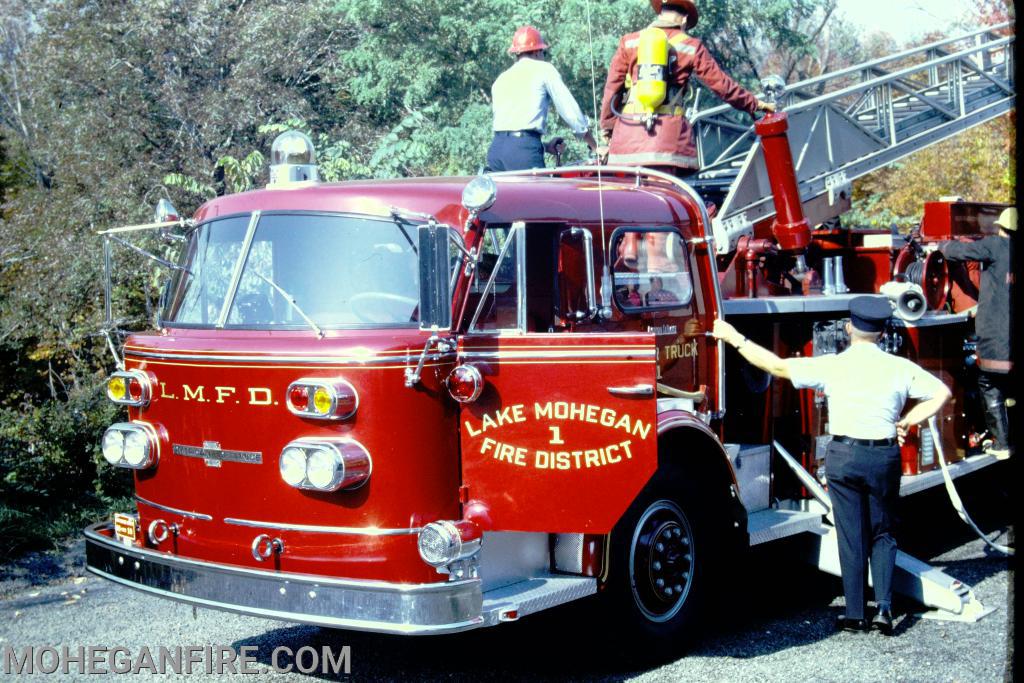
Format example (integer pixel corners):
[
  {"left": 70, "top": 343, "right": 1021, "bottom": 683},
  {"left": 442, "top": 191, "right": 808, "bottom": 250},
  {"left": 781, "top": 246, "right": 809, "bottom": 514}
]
[{"left": 584, "top": 0, "right": 612, "bottom": 316}]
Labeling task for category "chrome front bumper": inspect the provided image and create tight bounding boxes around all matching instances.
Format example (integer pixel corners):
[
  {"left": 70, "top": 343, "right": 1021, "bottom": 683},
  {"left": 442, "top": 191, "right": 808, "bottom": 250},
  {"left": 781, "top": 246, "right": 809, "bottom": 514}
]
[{"left": 84, "top": 523, "right": 484, "bottom": 635}]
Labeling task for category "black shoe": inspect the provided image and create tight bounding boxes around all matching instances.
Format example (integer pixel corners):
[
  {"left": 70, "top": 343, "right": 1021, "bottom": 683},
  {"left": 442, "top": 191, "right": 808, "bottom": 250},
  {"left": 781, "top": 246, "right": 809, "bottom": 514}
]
[
  {"left": 871, "top": 609, "right": 894, "bottom": 635},
  {"left": 835, "top": 615, "right": 869, "bottom": 632}
]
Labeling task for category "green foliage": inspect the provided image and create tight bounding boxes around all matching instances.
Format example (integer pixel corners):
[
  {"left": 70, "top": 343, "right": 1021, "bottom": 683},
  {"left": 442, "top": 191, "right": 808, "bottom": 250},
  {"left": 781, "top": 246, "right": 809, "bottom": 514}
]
[
  {"left": 848, "top": 116, "right": 1015, "bottom": 229},
  {"left": 0, "top": 384, "right": 129, "bottom": 559}
]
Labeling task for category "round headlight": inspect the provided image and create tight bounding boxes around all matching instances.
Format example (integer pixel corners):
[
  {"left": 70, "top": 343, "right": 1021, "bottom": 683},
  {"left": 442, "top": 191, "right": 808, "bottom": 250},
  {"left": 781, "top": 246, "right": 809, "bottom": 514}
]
[
  {"left": 417, "top": 521, "right": 461, "bottom": 567},
  {"left": 461, "top": 175, "right": 497, "bottom": 213},
  {"left": 280, "top": 447, "right": 308, "bottom": 487},
  {"left": 306, "top": 448, "right": 340, "bottom": 490},
  {"left": 101, "top": 430, "right": 125, "bottom": 465},
  {"left": 122, "top": 430, "right": 150, "bottom": 467}
]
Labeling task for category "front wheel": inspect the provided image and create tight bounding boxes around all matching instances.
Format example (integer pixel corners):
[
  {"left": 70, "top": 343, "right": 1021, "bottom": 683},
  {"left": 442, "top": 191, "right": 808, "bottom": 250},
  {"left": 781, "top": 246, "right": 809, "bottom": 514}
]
[
  {"left": 601, "top": 470, "right": 732, "bottom": 652},
  {"left": 628, "top": 498, "right": 696, "bottom": 624}
]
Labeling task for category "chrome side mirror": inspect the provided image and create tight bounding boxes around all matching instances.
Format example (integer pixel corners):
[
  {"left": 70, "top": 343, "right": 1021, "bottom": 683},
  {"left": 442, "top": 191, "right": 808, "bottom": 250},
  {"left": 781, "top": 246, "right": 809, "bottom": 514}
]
[
  {"left": 418, "top": 223, "right": 453, "bottom": 331},
  {"left": 154, "top": 198, "right": 179, "bottom": 223}
]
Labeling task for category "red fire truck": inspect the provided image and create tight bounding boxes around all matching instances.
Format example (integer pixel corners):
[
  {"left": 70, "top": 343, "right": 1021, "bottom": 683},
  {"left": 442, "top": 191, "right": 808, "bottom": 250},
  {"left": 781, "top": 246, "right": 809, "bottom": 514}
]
[{"left": 86, "top": 25, "right": 1013, "bottom": 641}]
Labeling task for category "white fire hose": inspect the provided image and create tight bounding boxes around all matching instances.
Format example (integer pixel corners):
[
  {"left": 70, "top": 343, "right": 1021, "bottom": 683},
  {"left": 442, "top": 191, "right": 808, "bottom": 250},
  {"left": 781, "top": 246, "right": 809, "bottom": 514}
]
[{"left": 927, "top": 416, "right": 1014, "bottom": 556}]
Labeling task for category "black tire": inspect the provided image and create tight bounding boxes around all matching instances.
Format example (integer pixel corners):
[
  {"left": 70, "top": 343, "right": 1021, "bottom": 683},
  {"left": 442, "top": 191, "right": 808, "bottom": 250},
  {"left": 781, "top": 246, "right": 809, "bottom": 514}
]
[{"left": 601, "top": 466, "right": 733, "bottom": 653}]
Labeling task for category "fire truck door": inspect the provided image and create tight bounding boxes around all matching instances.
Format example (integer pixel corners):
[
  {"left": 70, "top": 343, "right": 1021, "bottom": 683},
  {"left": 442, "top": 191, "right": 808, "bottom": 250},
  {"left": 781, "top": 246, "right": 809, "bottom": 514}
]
[
  {"left": 609, "top": 227, "right": 714, "bottom": 411},
  {"left": 457, "top": 333, "right": 658, "bottom": 534}
]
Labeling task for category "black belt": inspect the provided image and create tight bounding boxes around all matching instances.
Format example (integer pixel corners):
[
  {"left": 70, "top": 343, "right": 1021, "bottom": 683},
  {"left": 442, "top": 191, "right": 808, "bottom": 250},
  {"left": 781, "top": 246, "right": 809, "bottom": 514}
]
[
  {"left": 834, "top": 435, "right": 897, "bottom": 448},
  {"left": 495, "top": 130, "right": 541, "bottom": 138}
]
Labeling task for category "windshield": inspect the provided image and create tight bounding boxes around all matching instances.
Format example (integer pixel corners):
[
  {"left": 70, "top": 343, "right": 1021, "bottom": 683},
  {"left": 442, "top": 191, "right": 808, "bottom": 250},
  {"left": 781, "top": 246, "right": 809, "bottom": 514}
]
[{"left": 163, "top": 213, "right": 420, "bottom": 328}]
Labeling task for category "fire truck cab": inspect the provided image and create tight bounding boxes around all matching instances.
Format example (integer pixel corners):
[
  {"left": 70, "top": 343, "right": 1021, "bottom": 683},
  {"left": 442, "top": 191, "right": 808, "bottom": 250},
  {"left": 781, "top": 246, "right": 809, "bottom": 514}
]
[{"left": 88, "top": 133, "right": 752, "bottom": 639}]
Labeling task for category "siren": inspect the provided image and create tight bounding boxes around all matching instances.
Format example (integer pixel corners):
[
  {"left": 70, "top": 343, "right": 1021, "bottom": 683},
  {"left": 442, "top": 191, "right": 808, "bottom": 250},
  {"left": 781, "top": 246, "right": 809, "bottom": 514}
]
[
  {"left": 880, "top": 281, "right": 927, "bottom": 321},
  {"left": 268, "top": 131, "right": 319, "bottom": 187}
]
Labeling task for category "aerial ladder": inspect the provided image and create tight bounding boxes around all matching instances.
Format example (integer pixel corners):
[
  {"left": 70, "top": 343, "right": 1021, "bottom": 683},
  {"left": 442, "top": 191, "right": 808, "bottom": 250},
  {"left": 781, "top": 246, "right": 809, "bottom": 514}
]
[{"left": 684, "top": 23, "right": 1014, "bottom": 253}]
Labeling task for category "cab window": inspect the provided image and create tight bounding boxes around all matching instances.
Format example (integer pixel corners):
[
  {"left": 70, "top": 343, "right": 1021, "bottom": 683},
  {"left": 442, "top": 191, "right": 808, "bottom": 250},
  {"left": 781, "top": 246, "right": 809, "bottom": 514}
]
[{"left": 611, "top": 229, "right": 693, "bottom": 312}]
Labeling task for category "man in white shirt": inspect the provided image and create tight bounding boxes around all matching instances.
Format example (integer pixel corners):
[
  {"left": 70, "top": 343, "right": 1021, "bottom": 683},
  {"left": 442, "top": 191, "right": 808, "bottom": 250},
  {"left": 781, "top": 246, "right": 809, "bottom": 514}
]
[
  {"left": 486, "top": 26, "right": 599, "bottom": 172},
  {"left": 713, "top": 296, "right": 951, "bottom": 635}
]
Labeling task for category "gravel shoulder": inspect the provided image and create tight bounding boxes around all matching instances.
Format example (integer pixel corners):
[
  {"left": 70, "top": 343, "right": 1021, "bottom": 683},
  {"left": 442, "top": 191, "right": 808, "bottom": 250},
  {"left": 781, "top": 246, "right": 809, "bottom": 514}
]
[{"left": 1, "top": 467, "right": 1015, "bottom": 681}]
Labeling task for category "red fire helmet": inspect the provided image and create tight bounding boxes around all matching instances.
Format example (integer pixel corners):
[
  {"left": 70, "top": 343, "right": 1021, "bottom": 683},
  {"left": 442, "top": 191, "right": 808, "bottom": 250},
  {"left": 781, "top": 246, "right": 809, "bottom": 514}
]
[
  {"left": 650, "top": 0, "right": 699, "bottom": 29},
  {"left": 508, "top": 26, "right": 549, "bottom": 55}
]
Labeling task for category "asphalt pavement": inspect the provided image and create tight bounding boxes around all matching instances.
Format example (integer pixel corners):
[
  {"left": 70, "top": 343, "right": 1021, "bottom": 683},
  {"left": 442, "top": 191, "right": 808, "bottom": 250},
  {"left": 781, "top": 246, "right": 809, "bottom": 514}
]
[{"left": 1, "top": 466, "right": 1015, "bottom": 681}]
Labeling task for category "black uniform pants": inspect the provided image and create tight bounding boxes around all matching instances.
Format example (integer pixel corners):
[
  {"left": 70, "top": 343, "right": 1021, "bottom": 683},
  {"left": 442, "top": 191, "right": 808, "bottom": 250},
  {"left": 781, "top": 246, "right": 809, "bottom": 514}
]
[
  {"left": 825, "top": 439, "right": 902, "bottom": 619},
  {"left": 485, "top": 132, "right": 544, "bottom": 172}
]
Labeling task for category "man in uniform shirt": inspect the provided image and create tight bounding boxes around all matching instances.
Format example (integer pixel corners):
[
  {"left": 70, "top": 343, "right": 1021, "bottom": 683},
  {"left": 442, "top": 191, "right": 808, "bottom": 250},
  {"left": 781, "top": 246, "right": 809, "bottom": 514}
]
[
  {"left": 713, "top": 296, "right": 951, "bottom": 634},
  {"left": 939, "top": 207, "right": 1015, "bottom": 459},
  {"left": 486, "top": 26, "right": 599, "bottom": 172}
]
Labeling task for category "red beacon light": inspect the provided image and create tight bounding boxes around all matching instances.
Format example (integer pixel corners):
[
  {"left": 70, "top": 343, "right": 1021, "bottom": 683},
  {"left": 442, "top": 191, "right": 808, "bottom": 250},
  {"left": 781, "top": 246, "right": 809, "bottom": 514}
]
[
  {"left": 446, "top": 365, "right": 483, "bottom": 403},
  {"left": 286, "top": 378, "right": 358, "bottom": 420}
]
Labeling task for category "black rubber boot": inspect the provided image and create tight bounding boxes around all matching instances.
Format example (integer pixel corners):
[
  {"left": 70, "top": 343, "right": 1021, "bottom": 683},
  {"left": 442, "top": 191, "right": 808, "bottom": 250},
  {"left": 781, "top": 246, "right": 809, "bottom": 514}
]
[{"left": 977, "top": 370, "right": 1011, "bottom": 453}]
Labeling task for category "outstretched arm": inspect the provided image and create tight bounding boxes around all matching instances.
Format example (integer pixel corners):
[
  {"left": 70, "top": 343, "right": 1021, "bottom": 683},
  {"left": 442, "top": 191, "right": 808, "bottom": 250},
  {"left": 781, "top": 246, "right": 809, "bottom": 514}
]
[
  {"left": 939, "top": 237, "right": 995, "bottom": 265},
  {"left": 691, "top": 42, "right": 774, "bottom": 116},
  {"left": 712, "top": 319, "right": 791, "bottom": 379}
]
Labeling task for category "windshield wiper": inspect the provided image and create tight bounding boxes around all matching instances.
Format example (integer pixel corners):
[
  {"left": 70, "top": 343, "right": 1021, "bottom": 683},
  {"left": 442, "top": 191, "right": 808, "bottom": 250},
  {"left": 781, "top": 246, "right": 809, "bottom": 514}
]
[{"left": 250, "top": 271, "right": 325, "bottom": 339}]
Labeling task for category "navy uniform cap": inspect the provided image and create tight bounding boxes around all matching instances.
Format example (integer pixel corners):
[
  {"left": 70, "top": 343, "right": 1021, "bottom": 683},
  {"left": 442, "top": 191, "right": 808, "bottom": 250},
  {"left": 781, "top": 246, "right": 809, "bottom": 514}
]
[{"left": 849, "top": 295, "right": 891, "bottom": 332}]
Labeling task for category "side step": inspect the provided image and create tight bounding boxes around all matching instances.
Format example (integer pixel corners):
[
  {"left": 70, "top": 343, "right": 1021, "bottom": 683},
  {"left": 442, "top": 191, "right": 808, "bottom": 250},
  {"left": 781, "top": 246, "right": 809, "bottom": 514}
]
[
  {"left": 480, "top": 574, "right": 596, "bottom": 626},
  {"left": 748, "top": 508, "right": 828, "bottom": 545}
]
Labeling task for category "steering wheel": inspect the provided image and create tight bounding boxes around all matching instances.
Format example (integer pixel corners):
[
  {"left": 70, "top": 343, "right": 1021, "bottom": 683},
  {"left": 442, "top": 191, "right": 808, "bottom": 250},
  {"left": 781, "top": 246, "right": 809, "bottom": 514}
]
[{"left": 349, "top": 292, "right": 418, "bottom": 324}]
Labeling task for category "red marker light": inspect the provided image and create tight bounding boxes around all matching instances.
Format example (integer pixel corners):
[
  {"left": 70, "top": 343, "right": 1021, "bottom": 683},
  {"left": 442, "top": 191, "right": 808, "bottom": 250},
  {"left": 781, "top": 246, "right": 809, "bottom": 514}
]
[
  {"left": 447, "top": 365, "right": 483, "bottom": 403},
  {"left": 128, "top": 379, "right": 143, "bottom": 401},
  {"left": 289, "top": 385, "right": 309, "bottom": 411}
]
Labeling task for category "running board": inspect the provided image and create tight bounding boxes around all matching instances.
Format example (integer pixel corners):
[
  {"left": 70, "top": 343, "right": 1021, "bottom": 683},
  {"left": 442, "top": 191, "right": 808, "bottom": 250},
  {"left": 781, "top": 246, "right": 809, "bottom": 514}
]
[
  {"left": 748, "top": 508, "right": 828, "bottom": 545},
  {"left": 900, "top": 452, "right": 998, "bottom": 496},
  {"left": 480, "top": 574, "right": 596, "bottom": 626},
  {"left": 805, "top": 525, "right": 996, "bottom": 622}
]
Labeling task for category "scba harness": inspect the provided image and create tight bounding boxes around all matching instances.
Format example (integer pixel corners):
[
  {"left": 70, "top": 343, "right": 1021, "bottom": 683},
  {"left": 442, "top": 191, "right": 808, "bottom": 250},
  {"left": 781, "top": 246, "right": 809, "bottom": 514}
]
[{"left": 615, "top": 28, "right": 696, "bottom": 130}]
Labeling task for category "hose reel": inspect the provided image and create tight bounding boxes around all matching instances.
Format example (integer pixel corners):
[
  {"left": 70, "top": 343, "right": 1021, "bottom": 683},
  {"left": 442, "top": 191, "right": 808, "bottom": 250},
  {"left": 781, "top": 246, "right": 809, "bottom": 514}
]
[{"left": 892, "top": 247, "right": 949, "bottom": 312}]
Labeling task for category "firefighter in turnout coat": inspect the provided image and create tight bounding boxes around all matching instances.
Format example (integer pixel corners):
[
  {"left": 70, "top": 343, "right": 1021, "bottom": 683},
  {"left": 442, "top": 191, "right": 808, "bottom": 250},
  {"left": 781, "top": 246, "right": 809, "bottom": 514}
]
[
  {"left": 939, "top": 207, "right": 1016, "bottom": 459},
  {"left": 599, "top": 0, "right": 774, "bottom": 173}
]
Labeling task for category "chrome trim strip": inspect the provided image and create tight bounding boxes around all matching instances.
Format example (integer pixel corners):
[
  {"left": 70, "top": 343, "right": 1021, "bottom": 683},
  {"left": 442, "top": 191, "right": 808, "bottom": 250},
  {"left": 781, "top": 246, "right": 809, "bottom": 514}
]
[
  {"left": 173, "top": 444, "right": 263, "bottom": 464},
  {"left": 461, "top": 349, "right": 656, "bottom": 360},
  {"left": 223, "top": 517, "right": 421, "bottom": 536},
  {"left": 124, "top": 350, "right": 455, "bottom": 365},
  {"left": 135, "top": 495, "right": 213, "bottom": 521},
  {"left": 515, "top": 221, "right": 527, "bottom": 332},
  {"left": 84, "top": 523, "right": 484, "bottom": 635}
]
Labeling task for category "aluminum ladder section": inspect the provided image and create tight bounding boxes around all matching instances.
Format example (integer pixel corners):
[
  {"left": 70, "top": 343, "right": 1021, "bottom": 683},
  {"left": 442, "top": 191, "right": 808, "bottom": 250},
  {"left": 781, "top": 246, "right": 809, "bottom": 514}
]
[{"left": 685, "top": 23, "right": 1014, "bottom": 254}]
